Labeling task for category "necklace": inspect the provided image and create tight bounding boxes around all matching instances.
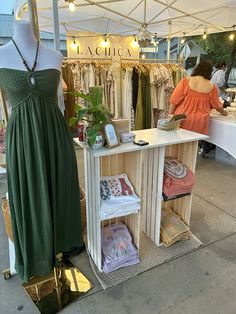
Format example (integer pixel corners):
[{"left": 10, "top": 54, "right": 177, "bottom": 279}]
[
  {"left": 12, "top": 39, "right": 40, "bottom": 86},
  {"left": 12, "top": 39, "right": 39, "bottom": 72}
]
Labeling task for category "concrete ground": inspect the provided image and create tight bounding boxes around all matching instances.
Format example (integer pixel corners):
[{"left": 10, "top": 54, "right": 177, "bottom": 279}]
[{"left": 1, "top": 155, "right": 236, "bottom": 314}]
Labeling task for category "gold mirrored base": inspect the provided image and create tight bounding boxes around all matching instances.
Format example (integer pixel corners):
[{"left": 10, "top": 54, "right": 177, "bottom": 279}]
[{"left": 23, "top": 261, "right": 92, "bottom": 314}]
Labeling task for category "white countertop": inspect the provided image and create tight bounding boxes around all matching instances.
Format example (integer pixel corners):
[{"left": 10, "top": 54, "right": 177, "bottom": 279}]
[
  {"left": 226, "top": 88, "right": 236, "bottom": 93},
  {"left": 210, "top": 114, "right": 236, "bottom": 124},
  {"left": 74, "top": 128, "right": 207, "bottom": 157},
  {"left": 208, "top": 115, "right": 236, "bottom": 158}
]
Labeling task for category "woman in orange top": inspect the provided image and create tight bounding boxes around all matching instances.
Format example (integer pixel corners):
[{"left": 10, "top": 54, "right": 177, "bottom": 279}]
[{"left": 169, "top": 60, "right": 227, "bottom": 135}]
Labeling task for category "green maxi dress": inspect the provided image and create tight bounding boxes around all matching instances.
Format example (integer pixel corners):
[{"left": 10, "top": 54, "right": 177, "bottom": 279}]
[{"left": 0, "top": 68, "right": 84, "bottom": 282}]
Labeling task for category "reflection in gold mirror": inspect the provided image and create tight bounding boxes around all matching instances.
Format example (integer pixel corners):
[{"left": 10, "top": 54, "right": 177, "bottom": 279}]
[{"left": 23, "top": 262, "right": 93, "bottom": 314}]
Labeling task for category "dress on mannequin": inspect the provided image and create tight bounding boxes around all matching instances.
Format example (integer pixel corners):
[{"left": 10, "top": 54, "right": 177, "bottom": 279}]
[{"left": 0, "top": 21, "right": 84, "bottom": 282}]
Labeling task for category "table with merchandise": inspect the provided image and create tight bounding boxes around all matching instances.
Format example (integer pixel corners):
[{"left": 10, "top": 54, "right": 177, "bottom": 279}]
[
  {"left": 208, "top": 109, "right": 236, "bottom": 159},
  {"left": 75, "top": 128, "right": 207, "bottom": 272}
]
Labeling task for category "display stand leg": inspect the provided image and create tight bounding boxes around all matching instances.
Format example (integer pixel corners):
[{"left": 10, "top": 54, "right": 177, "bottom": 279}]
[
  {"left": 23, "top": 254, "right": 93, "bottom": 314},
  {"left": 53, "top": 266, "right": 62, "bottom": 311}
]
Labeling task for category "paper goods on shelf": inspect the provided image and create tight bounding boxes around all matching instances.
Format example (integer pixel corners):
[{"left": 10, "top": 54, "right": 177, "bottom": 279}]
[{"left": 161, "top": 207, "right": 190, "bottom": 247}]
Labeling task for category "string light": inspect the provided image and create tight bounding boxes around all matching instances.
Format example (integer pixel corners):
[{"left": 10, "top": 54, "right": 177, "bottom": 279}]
[
  {"left": 141, "top": 54, "right": 146, "bottom": 59},
  {"left": 71, "top": 36, "right": 77, "bottom": 49},
  {"left": 229, "top": 33, "right": 235, "bottom": 40},
  {"left": 153, "top": 34, "right": 158, "bottom": 47},
  {"left": 68, "top": 0, "right": 76, "bottom": 12},
  {"left": 229, "top": 26, "right": 235, "bottom": 40},
  {"left": 202, "top": 30, "right": 207, "bottom": 40},
  {"left": 132, "top": 37, "right": 139, "bottom": 48},
  {"left": 181, "top": 33, "right": 185, "bottom": 44},
  {"left": 101, "top": 36, "right": 109, "bottom": 47}
]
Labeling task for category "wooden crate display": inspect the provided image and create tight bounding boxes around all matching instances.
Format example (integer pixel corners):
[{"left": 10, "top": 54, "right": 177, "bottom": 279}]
[{"left": 84, "top": 150, "right": 142, "bottom": 272}]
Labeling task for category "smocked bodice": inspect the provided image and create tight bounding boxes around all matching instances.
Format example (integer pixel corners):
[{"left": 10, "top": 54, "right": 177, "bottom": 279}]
[{"left": 0, "top": 68, "right": 60, "bottom": 109}]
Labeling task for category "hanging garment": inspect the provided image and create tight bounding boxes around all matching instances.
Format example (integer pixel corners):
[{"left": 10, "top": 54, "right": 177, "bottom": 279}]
[
  {"left": 57, "top": 77, "right": 65, "bottom": 115},
  {"left": 0, "top": 68, "right": 84, "bottom": 282},
  {"left": 121, "top": 68, "right": 133, "bottom": 119},
  {"left": 135, "top": 76, "right": 143, "bottom": 130},
  {"left": 141, "top": 73, "right": 152, "bottom": 129},
  {"left": 132, "top": 68, "right": 139, "bottom": 113},
  {"left": 62, "top": 64, "right": 77, "bottom": 122}
]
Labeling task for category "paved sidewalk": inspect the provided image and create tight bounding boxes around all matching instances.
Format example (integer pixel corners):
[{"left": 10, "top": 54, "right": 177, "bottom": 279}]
[{"left": 1, "top": 158, "right": 236, "bottom": 314}]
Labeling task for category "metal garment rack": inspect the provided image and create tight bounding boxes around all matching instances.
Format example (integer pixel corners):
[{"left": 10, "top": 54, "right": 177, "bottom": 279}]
[{"left": 63, "top": 56, "right": 180, "bottom": 64}]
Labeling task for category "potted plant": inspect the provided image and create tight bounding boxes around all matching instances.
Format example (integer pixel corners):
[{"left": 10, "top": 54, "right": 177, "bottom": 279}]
[{"left": 69, "top": 86, "right": 111, "bottom": 149}]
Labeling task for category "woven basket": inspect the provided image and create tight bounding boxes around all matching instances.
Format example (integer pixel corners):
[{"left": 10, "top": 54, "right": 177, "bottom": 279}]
[
  {"left": 157, "top": 120, "right": 181, "bottom": 131},
  {"left": 2, "top": 198, "right": 14, "bottom": 242},
  {"left": 80, "top": 186, "right": 86, "bottom": 230},
  {"left": 1, "top": 187, "right": 86, "bottom": 242}
]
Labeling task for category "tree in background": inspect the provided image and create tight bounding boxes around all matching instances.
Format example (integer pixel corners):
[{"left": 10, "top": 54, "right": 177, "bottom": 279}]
[{"left": 194, "top": 31, "right": 236, "bottom": 84}]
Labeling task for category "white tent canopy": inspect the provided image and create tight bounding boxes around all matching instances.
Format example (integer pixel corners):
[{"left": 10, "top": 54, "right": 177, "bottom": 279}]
[{"left": 19, "top": 0, "right": 236, "bottom": 38}]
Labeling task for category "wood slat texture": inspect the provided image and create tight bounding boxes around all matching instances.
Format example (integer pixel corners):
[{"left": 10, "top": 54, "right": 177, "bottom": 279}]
[{"left": 80, "top": 133, "right": 201, "bottom": 271}]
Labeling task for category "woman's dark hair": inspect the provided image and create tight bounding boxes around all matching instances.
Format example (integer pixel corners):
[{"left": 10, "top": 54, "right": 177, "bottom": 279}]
[
  {"left": 215, "top": 61, "right": 227, "bottom": 69},
  {"left": 191, "top": 60, "right": 213, "bottom": 80}
]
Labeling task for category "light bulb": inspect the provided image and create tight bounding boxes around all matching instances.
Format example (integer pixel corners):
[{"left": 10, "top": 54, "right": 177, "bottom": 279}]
[
  {"left": 141, "top": 54, "right": 145, "bottom": 59},
  {"left": 132, "top": 38, "right": 139, "bottom": 48},
  {"left": 71, "top": 38, "right": 77, "bottom": 50},
  {"left": 153, "top": 42, "right": 157, "bottom": 47},
  {"left": 181, "top": 38, "right": 185, "bottom": 44},
  {"left": 101, "top": 38, "right": 109, "bottom": 47},
  {"left": 69, "top": 2, "right": 76, "bottom": 12},
  {"left": 203, "top": 32, "right": 207, "bottom": 39},
  {"left": 229, "top": 33, "right": 235, "bottom": 40}
]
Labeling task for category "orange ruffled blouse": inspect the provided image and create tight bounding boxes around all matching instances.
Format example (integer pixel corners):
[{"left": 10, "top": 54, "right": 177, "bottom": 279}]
[{"left": 170, "top": 77, "right": 223, "bottom": 135}]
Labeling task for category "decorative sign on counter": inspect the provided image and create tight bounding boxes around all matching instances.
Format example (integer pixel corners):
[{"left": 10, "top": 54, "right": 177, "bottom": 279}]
[{"left": 104, "top": 123, "right": 120, "bottom": 148}]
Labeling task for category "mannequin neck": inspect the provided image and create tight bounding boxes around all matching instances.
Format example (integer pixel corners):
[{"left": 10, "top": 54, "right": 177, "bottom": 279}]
[{"left": 12, "top": 20, "right": 37, "bottom": 48}]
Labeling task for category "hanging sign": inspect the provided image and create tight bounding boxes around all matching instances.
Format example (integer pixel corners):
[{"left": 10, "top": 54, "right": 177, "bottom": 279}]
[{"left": 67, "top": 33, "right": 139, "bottom": 60}]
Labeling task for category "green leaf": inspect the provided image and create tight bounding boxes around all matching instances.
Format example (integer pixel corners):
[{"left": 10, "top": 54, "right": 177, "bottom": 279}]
[
  {"left": 69, "top": 117, "right": 78, "bottom": 127},
  {"left": 86, "top": 127, "right": 97, "bottom": 146},
  {"left": 66, "top": 91, "right": 92, "bottom": 102},
  {"left": 68, "top": 86, "right": 111, "bottom": 133}
]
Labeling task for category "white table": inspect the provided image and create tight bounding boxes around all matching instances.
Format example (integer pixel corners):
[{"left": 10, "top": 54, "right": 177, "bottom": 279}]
[{"left": 207, "top": 116, "right": 236, "bottom": 159}]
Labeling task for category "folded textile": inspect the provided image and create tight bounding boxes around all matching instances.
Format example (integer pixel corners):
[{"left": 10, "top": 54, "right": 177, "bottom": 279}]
[
  {"left": 101, "top": 223, "right": 140, "bottom": 273},
  {"left": 162, "top": 192, "right": 191, "bottom": 201},
  {"left": 163, "top": 158, "right": 195, "bottom": 198},
  {"left": 164, "top": 157, "right": 188, "bottom": 179},
  {"left": 100, "top": 202, "right": 140, "bottom": 220},
  {"left": 100, "top": 174, "right": 141, "bottom": 211},
  {"left": 161, "top": 207, "right": 190, "bottom": 247}
]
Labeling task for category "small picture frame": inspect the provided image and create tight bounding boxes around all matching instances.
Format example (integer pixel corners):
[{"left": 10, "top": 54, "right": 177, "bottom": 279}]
[{"left": 104, "top": 123, "right": 120, "bottom": 149}]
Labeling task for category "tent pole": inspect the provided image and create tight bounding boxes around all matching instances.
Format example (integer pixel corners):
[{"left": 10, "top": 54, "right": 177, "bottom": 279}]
[
  {"left": 52, "top": 0, "right": 61, "bottom": 52},
  {"left": 167, "top": 21, "right": 171, "bottom": 62},
  {"left": 28, "top": 0, "right": 40, "bottom": 41},
  {"left": 167, "top": 37, "right": 171, "bottom": 61}
]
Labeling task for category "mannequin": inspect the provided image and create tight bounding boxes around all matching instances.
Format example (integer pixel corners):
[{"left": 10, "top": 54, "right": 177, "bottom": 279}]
[
  {"left": 0, "top": 19, "right": 84, "bottom": 282},
  {"left": 0, "top": 20, "right": 63, "bottom": 71}
]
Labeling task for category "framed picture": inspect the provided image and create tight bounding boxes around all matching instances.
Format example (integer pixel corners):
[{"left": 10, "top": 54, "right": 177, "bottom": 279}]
[{"left": 104, "top": 123, "right": 120, "bottom": 149}]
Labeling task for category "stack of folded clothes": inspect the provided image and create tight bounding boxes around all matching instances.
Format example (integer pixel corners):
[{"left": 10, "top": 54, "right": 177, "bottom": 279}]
[
  {"left": 100, "top": 174, "right": 141, "bottom": 219},
  {"left": 163, "top": 157, "right": 195, "bottom": 201},
  {"left": 101, "top": 223, "right": 140, "bottom": 273},
  {"left": 161, "top": 207, "right": 190, "bottom": 247}
]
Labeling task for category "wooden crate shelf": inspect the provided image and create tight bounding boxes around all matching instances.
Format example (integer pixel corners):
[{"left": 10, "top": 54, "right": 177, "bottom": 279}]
[{"left": 75, "top": 128, "right": 207, "bottom": 271}]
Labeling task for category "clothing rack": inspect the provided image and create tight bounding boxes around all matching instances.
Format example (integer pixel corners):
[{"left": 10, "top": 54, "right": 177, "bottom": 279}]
[
  {"left": 120, "top": 57, "right": 180, "bottom": 63},
  {"left": 62, "top": 56, "right": 186, "bottom": 129},
  {"left": 63, "top": 56, "right": 180, "bottom": 64}
]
